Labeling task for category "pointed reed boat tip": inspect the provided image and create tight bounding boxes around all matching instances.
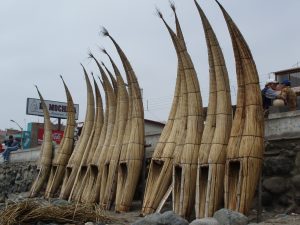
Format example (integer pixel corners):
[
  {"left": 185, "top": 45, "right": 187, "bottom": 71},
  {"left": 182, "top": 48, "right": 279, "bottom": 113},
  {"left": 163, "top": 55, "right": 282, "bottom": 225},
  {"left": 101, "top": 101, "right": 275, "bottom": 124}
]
[
  {"left": 88, "top": 51, "right": 94, "bottom": 59},
  {"left": 101, "top": 27, "right": 110, "bottom": 37},
  {"left": 169, "top": 1, "right": 176, "bottom": 13},
  {"left": 155, "top": 7, "right": 163, "bottom": 19}
]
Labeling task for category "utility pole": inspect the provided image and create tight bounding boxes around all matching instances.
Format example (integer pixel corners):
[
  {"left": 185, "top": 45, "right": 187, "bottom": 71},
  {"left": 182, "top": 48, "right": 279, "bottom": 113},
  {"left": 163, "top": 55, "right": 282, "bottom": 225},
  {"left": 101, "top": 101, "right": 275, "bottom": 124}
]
[{"left": 10, "top": 119, "right": 23, "bottom": 149}]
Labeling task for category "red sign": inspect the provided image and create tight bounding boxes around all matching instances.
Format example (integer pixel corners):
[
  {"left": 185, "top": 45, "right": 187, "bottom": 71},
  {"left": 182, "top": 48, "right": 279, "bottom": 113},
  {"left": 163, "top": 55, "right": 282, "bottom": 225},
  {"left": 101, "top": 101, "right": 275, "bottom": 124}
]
[{"left": 37, "top": 128, "right": 64, "bottom": 145}]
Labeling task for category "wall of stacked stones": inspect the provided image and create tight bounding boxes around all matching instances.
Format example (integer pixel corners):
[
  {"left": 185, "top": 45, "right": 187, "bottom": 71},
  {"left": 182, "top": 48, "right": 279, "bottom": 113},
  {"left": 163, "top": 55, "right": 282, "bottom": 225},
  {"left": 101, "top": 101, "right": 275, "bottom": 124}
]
[
  {"left": 0, "top": 139, "right": 300, "bottom": 211},
  {"left": 262, "top": 138, "right": 300, "bottom": 211}
]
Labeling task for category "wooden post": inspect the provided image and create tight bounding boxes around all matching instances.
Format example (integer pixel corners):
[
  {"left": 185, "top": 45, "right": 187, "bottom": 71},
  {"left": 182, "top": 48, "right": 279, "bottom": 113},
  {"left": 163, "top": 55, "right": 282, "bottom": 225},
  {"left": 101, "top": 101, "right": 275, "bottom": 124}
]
[{"left": 58, "top": 118, "right": 61, "bottom": 131}]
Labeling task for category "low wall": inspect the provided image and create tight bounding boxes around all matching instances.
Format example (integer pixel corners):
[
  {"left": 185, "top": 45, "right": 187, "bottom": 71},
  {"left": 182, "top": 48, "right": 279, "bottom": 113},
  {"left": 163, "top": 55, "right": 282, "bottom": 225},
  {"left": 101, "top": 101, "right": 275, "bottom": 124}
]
[{"left": 262, "top": 139, "right": 300, "bottom": 211}]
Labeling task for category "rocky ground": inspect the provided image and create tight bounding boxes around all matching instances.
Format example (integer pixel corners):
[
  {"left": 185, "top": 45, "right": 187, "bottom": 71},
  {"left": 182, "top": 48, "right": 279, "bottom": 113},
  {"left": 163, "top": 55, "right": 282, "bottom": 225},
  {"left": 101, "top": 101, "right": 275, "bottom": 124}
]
[{"left": 0, "top": 193, "right": 299, "bottom": 225}]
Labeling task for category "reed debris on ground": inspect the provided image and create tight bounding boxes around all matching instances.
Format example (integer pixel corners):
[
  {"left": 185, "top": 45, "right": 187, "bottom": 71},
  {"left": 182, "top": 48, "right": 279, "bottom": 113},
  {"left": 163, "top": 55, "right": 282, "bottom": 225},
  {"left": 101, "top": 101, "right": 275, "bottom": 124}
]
[{"left": 0, "top": 200, "right": 116, "bottom": 225}]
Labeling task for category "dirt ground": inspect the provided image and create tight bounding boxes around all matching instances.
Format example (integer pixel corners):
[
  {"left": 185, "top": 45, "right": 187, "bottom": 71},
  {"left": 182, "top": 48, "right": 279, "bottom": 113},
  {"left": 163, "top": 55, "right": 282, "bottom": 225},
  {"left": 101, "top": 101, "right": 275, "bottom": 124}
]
[{"left": 105, "top": 202, "right": 300, "bottom": 225}]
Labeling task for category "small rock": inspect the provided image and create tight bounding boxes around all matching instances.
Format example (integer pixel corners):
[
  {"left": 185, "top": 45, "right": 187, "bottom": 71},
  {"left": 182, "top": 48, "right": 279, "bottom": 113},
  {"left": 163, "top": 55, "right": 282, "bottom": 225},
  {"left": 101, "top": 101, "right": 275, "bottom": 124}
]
[
  {"left": 264, "top": 156, "right": 294, "bottom": 176},
  {"left": 160, "top": 211, "right": 189, "bottom": 225},
  {"left": 263, "top": 177, "right": 287, "bottom": 194},
  {"left": 213, "top": 208, "right": 248, "bottom": 225},
  {"left": 132, "top": 211, "right": 188, "bottom": 225},
  {"left": 190, "top": 217, "right": 220, "bottom": 225}
]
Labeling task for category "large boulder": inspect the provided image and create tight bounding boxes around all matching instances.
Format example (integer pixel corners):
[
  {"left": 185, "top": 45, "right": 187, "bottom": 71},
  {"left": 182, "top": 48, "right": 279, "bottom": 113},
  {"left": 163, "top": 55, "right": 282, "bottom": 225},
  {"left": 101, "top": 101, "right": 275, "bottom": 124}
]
[
  {"left": 263, "top": 177, "right": 288, "bottom": 194},
  {"left": 132, "top": 211, "right": 188, "bottom": 225},
  {"left": 213, "top": 208, "right": 248, "bottom": 225},
  {"left": 264, "top": 156, "right": 294, "bottom": 176},
  {"left": 190, "top": 217, "right": 220, "bottom": 225}
]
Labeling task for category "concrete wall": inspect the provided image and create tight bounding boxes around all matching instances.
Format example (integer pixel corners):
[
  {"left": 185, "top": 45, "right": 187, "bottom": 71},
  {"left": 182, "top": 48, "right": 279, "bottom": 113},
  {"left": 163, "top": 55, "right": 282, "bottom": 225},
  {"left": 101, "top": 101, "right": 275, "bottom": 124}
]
[{"left": 265, "top": 111, "right": 300, "bottom": 140}]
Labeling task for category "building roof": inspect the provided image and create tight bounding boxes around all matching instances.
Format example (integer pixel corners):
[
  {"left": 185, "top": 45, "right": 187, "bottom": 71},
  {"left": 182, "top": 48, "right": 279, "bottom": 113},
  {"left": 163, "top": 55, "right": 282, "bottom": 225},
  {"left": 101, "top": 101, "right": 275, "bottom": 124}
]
[
  {"left": 144, "top": 118, "right": 165, "bottom": 126},
  {"left": 274, "top": 67, "right": 300, "bottom": 76}
]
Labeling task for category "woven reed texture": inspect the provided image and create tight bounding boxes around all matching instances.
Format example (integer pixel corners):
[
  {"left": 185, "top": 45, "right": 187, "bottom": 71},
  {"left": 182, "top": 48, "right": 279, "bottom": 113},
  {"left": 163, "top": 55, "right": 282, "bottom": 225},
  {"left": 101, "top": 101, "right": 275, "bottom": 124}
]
[
  {"left": 45, "top": 76, "right": 76, "bottom": 198},
  {"left": 80, "top": 71, "right": 110, "bottom": 204},
  {"left": 217, "top": 1, "right": 264, "bottom": 215},
  {"left": 29, "top": 86, "right": 53, "bottom": 197},
  {"left": 69, "top": 74, "right": 105, "bottom": 202},
  {"left": 83, "top": 57, "right": 117, "bottom": 204},
  {"left": 59, "top": 65, "right": 95, "bottom": 200},
  {"left": 102, "top": 31, "right": 144, "bottom": 212},
  {"left": 194, "top": 1, "right": 232, "bottom": 218},
  {"left": 157, "top": 8, "right": 204, "bottom": 218},
  {"left": 100, "top": 51, "right": 129, "bottom": 210}
]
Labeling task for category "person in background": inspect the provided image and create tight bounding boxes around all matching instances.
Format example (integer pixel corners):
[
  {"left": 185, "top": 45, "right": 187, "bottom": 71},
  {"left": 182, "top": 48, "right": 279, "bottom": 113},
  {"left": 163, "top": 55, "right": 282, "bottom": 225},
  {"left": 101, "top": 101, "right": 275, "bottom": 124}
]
[
  {"left": 278, "top": 79, "right": 297, "bottom": 111},
  {"left": 261, "top": 79, "right": 281, "bottom": 115},
  {"left": 2, "top": 135, "right": 20, "bottom": 162}
]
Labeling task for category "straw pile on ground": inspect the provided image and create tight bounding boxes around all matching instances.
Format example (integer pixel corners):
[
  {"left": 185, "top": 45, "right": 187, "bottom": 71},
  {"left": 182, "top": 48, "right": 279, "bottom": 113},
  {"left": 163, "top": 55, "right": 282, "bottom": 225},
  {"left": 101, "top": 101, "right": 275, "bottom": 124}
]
[
  {"left": 194, "top": 1, "right": 232, "bottom": 218},
  {"left": 29, "top": 86, "right": 53, "bottom": 198},
  {"left": 45, "top": 76, "right": 76, "bottom": 198},
  {"left": 0, "top": 200, "right": 115, "bottom": 225}
]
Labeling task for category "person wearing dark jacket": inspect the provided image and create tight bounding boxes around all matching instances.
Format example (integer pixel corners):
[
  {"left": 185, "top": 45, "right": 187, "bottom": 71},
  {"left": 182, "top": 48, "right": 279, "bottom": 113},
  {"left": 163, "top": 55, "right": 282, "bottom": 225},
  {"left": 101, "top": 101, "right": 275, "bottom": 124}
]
[{"left": 2, "top": 135, "right": 19, "bottom": 162}]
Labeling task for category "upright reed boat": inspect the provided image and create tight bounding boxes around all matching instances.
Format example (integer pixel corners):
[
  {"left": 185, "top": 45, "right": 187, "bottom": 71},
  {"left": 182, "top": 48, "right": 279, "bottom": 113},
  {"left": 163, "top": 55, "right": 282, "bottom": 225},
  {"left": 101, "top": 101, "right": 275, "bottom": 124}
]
[
  {"left": 194, "top": 0, "right": 232, "bottom": 218},
  {"left": 30, "top": 86, "right": 53, "bottom": 197},
  {"left": 59, "top": 65, "right": 95, "bottom": 200},
  {"left": 216, "top": 1, "right": 264, "bottom": 215},
  {"left": 45, "top": 76, "right": 76, "bottom": 198}
]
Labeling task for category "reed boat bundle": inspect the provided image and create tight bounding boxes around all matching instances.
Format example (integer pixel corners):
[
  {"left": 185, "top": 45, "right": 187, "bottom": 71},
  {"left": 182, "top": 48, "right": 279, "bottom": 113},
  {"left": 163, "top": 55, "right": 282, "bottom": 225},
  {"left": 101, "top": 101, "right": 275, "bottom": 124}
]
[
  {"left": 69, "top": 73, "right": 105, "bottom": 201},
  {"left": 142, "top": 4, "right": 190, "bottom": 215},
  {"left": 101, "top": 29, "right": 144, "bottom": 212},
  {"left": 45, "top": 76, "right": 76, "bottom": 198},
  {"left": 216, "top": 1, "right": 264, "bottom": 215},
  {"left": 82, "top": 54, "right": 117, "bottom": 203},
  {"left": 59, "top": 65, "right": 95, "bottom": 200},
  {"left": 194, "top": 1, "right": 232, "bottom": 218},
  {"left": 156, "top": 7, "right": 204, "bottom": 217},
  {"left": 142, "top": 32, "right": 183, "bottom": 216},
  {"left": 99, "top": 50, "right": 129, "bottom": 210},
  {"left": 30, "top": 86, "right": 53, "bottom": 197}
]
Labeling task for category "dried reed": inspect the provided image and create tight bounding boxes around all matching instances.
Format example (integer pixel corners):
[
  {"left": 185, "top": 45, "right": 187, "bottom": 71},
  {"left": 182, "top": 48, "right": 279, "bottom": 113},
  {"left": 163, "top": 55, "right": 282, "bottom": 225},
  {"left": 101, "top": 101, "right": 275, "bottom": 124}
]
[
  {"left": 100, "top": 50, "right": 129, "bottom": 210},
  {"left": 0, "top": 200, "right": 115, "bottom": 225},
  {"left": 216, "top": 1, "right": 264, "bottom": 215},
  {"left": 157, "top": 7, "right": 204, "bottom": 218},
  {"left": 102, "top": 29, "right": 145, "bottom": 212},
  {"left": 59, "top": 64, "right": 95, "bottom": 200},
  {"left": 29, "top": 86, "right": 53, "bottom": 197},
  {"left": 45, "top": 76, "right": 76, "bottom": 198},
  {"left": 194, "top": 1, "right": 232, "bottom": 218}
]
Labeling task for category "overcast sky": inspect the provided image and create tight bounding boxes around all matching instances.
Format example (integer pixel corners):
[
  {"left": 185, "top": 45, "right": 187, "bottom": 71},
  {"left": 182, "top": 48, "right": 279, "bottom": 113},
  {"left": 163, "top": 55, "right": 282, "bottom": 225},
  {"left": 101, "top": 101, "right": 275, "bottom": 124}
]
[{"left": 0, "top": 0, "right": 299, "bottom": 131}]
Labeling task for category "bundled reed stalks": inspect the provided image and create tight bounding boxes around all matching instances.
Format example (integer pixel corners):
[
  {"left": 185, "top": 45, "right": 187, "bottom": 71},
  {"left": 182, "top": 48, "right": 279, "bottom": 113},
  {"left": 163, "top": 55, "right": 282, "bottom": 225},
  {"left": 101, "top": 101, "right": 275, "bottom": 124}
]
[
  {"left": 194, "top": 1, "right": 232, "bottom": 218},
  {"left": 142, "top": 4, "right": 188, "bottom": 215},
  {"left": 82, "top": 54, "right": 117, "bottom": 204},
  {"left": 102, "top": 61, "right": 118, "bottom": 93},
  {"left": 69, "top": 72, "right": 104, "bottom": 202},
  {"left": 0, "top": 200, "right": 115, "bottom": 225},
  {"left": 157, "top": 6, "right": 204, "bottom": 217},
  {"left": 100, "top": 50, "right": 129, "bottom": 210},
  {"left": 216, "top": 1, "right": 264, "bottom": 215},
  {"left": 45, "top": 76, "right": 76, "bottom": 198},
  {"left": 59, "top": 64, "right": 95, "bottom": 200},
  {"left": 29, "top": 86, "right": 53, "bottom": 197},
  {"left": 102, "top": 28, "right": 144, "bottom": 212}
]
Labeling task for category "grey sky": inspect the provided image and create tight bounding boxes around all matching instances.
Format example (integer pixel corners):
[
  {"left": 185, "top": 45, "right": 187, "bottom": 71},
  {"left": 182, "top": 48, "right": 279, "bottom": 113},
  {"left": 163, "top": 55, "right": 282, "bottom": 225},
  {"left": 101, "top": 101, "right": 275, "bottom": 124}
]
[{"left": 0, "top": 0, "right": 299, "bottom": 130}]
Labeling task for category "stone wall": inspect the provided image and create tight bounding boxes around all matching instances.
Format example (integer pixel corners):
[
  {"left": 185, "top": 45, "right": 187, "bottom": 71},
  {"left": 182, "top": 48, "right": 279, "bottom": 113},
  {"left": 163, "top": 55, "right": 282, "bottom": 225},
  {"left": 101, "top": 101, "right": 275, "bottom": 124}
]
[
  {"left": 262, "top": 138, "right": 300, "bottom": 211},
  {"left": 0, "top": 162, "right": 37, "bottom": 197}
]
